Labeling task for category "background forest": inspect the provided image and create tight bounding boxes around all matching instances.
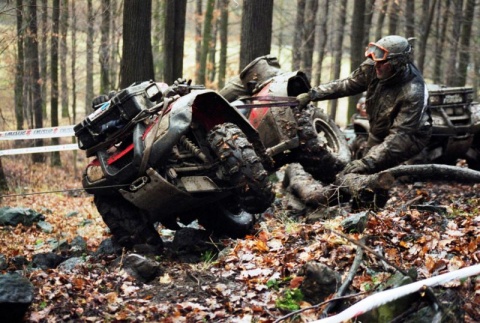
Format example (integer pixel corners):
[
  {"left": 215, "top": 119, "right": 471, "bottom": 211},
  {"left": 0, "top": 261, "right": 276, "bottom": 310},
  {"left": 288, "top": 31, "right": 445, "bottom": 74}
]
[{"left": 0, "top": 0, "right": 480, "bottom": 156}]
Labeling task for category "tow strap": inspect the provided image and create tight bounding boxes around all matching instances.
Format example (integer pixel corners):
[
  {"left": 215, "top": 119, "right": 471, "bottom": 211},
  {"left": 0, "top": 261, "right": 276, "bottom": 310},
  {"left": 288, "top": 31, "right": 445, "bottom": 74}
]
[{"left": 235, "top": 95, "right": 299, "bottom": 108}]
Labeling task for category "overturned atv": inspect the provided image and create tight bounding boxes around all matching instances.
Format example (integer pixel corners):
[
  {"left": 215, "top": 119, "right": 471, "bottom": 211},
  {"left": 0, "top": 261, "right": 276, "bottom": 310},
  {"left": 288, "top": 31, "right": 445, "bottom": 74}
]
[
  {"left": 220, "top": 55, "right": 351, "bottom": 183},
  {"left": 75, "top": 80, "right": 274, "bottom": 253}
]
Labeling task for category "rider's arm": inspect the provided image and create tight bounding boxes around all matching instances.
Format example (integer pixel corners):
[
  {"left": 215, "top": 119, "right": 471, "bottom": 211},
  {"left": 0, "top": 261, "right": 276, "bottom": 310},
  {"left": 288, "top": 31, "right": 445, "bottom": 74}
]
[{"left": 309, "top": 59, "right": 375, "bottom": 101}]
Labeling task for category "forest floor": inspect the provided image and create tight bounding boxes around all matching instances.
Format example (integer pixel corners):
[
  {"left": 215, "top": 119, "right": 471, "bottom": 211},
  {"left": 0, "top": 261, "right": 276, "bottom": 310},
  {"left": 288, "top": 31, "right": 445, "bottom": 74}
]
[{"left": 0, "top": 154, "right": 479, "bottom": 322}]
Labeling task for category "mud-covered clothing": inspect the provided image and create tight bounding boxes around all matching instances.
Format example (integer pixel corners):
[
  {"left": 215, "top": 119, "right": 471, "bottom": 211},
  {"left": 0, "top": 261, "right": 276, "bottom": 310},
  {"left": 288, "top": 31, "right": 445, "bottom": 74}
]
[{"left": 309, "top": 59, "right": 431, "bottom": 172}]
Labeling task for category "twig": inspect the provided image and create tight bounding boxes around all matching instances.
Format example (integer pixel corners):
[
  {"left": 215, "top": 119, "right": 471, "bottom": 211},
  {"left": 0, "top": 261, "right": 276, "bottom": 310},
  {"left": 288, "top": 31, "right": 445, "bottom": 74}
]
[
  {"left": 273, "top": 292, "right": 366, "bottom": 323},
  {"left": 327, "top": 229, "right": 409, "bottom": 276},
  {"left": 320, "top": 237, "right": 365, "bottom": 317}
]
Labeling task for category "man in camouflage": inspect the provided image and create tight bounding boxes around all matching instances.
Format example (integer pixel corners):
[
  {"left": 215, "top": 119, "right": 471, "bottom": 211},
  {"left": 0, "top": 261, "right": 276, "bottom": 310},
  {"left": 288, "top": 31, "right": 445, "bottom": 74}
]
[{"left": 297, "top": 35, "right": 432, "bottom": 174}]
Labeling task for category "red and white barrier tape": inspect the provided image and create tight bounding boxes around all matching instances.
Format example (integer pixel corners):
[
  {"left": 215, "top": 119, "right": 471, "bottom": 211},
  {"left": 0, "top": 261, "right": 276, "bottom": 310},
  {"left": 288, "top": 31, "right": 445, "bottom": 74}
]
[
  {"left": 0, "top": 144, "right": 78, "bottom": 156},
  {"left": 0, "top": 125, "right": 78, "bottom": 155},
  {"left": 0, "top": 125, "right": 75, "bottom": 140}
]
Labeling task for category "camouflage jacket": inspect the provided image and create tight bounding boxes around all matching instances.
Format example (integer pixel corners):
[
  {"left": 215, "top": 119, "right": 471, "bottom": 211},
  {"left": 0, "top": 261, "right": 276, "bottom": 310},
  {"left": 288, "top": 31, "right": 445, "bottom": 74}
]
[{"left": 309, "top": 59, "right": 432, "bottom": 172}]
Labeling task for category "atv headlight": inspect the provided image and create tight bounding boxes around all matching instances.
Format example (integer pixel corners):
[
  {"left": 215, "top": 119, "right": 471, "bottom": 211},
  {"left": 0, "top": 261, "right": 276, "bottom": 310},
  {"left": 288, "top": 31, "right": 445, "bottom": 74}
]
[
  {"left": 445, "top": 107, "right": 454, "bottom": 115},
  {"left": 454, "top": 106, "right": 464, "bottom": 115},
  {"left": 429, "top": 95, "right": 442, "bottom": 105},
  {"left": 432, "top": 115, "right": 446, "bottom": 126}
]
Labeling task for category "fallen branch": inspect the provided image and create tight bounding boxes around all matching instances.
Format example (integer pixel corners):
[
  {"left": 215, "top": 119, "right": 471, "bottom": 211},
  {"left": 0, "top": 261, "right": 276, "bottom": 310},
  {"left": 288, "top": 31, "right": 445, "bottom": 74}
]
[
  {"left": 381, "top": 164, "right": 480, "bottom": 182},
  {"left": 320, "top": 237, "right": 365, "bottom": 317},
  {"left": 311, "top": 264, "right": 480, "bottom": 323}
]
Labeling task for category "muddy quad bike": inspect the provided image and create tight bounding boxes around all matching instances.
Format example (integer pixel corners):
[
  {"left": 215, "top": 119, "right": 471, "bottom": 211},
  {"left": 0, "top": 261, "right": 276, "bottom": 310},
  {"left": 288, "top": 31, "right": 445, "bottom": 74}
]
[
  {"left": 74, "top": 80, "right": 274, "bottom": 251},
  {"left": 219, "top": 56, "right": 351, "bottom": 183},
  {"left": 349, "top": 85, "right": 480, "bottom": 167}
]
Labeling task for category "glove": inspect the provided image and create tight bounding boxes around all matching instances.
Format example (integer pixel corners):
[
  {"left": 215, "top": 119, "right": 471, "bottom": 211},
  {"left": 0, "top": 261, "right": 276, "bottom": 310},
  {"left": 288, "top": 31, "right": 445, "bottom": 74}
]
[
  {"left": 342, "top": 159, "right": 372, "bottom": 174},
  {"left": 296, "top": 93, "right": 311, "bottom": 109}
]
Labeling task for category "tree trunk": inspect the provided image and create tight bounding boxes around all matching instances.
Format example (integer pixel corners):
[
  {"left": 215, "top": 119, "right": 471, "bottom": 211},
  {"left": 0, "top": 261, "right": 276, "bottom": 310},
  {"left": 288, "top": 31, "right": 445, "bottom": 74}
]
[
  {"left": 152, "top": 0, "right": 165, "bottom": 80},
  {"left": 329, "top": 0, "right": 347, "bottom": 121},
  {"left": 71, "top": 0, "right": 78, "bottom": 174},
  {"left": 100, "top": 0, "right": 111, "bottom": 94},
  {"left": 388, "top": 1, "right": 399, "bottom": 35},
  {"left": 301, "top": 0, "right": 318, "bottom": 80},
  {"left": 196, "top": 0, "right": 215, "bottom": 85},
  {"left": 239, "top": 0, "right": 273, "bottom": 71},
  {"left": 363, "top": 0, "right": 374, "bottom": 45},
  {"left": 120, "top": 0, "right": 154, "bottom": 88},
  {"left": 51, "top": 0, "right": 61, "bottom": 166},
  {"left": 163, "top": 0, "right": 187, "bottom": 84},
  {"left": 374, "top": 0, "right": 388, "bottom": 41},
  {"left": 292, "top": 0, "right": 305, "bottom": 71},
  {"left": 456, "top": 0, "right": 475, "bottom": 86},
  {"left": 39, "top": 0, "right": 48, "bottom": 119},
  {"left": 208, "top": 0, "right": 220, "bottom": 84},
  {"left": 60, "top": 0, "right": 69, "bottom": 119},
  {"left": 0, "top": 159, "right": 8, "bottom": 192},
  {"left": 195, "top": 0, "right": 202, "bottom": 79},
  {"left": 433, "top": 0, "right": 450, "bottom": 84},
  {"left": 445, "top": 0, "right": 463, "bottom": 86},
  {"left": 85, "top": 0, "right": 94, "bottom": 114},
  {"left": 417, "top": 0, "right": 437, "bottom": 73},
  {"left": 71, "top": 0, "right": 77, "bottom": 124},
  {"left": 217, "top": 0, "right": 229, "bottom": 89},
  {"left": 405, "top": 0, "right": 415, "bottom": 38},
  {"left": 15, "top": 0, "right": 24, "bottom": 131},
  {"left": 313, "top": 0, "right": 329, "bottom": 87},
  {"left": 25, "top": 0, "right": 45, "bottom": 163},
  {"left": 348, "top": 0, "right": 366, "bottom": 122}
]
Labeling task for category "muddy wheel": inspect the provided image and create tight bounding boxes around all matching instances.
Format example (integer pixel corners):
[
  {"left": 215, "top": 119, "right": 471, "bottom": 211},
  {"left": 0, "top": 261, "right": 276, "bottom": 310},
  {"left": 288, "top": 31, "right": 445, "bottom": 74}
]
[
  {"left": 94, "top": 194, "right": 163, "bottom": 251},
  {"left": 197, "top": 198, "right": 255, "bottom": 238},
  {"left": 207, "top": 122, "right": 274, "bottom": 214},
  {"left": 310, "top": 108, "right": 351, "bottom": 164},
  {"left": 293, "top": 107, "right": 351, "bottom": 183}
]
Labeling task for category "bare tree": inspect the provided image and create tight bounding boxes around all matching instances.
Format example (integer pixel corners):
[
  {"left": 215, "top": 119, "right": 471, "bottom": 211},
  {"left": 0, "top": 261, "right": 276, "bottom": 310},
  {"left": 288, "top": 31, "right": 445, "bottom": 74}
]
[
  {"left": 40, "top": 0, "right": 48, "bottom": 118},
  {"left": 313, "top": 0, "right": 330, "bottom": 86},
  {"left": 15, "top": 0, "right": 24, "bottom": 131},
  {"left": 456, "top": 0, "right": 475, "bottom": 86},
  {"left": 196, "top": 0, "right": 215, "bottom": 85},
  {"left": 51, "top": 0, "right": 61, "bottom": 166},
  {"left": 85, "top": 0, "right": 94, "bottom": 114},
  {"left": 60, "top": 0, "right": 69, "bottom": 119},
  {"left": 217, "top": 0, "right": 229, "bottom": 89},
  {"left": 292, "top": 0, "right": 305, "bottom": 71},
  {"left": 433, "top": 0, "right": 450, "bottom": 84},
  {"left": 348, "top": 0, "right": 367, "bottom": 121},
  {"left": 120, "top": 0, "right": 154, "bottom": 88},
  {"left": 25, "top": 0, "right": 45, "bottom": 163},
  {"left": 405, "top": 0, "right": 415, "bottom": 38},
  {"left": 374, "top": 0, "right": 388, "bottom": 41},
  {"left": 163, "top": 0, "right": 187, "bottom": 83},
  {"left": 239, "top": 0, "right": 273, "bottom": 71},
  {"left": 388, "top": 0, "right": 399, "bottom": 35},
  {"left": 417, "top": 0, "right": 437, "bottom": 73},
  {"left": 445, "top": 0, "right": 463, "bottom": 86},
  {"left": 152, "top": 0, "right": 165, "bottom": 80},
  {"left": 329, "top": 0, "right": 347, "bottom": 121},
  {"left": 301, "top": 0, "right": 318, "bottom": 80},
  {"left": 100, "top": 0, "right": 111, "bottom": 93}
]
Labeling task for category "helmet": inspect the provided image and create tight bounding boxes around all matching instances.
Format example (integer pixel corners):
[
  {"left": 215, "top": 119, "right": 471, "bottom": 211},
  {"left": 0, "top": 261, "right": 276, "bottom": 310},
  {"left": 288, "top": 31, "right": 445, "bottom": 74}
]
[{"left": 365, "top": 35, "right": 412, "bottom": 63}]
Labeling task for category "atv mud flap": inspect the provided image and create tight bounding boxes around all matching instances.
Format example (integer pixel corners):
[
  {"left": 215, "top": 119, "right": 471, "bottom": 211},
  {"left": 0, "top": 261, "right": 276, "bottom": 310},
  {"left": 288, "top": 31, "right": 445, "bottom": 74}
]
[{"left": 119, "top": 168, "right": 224, "bottom": 218}]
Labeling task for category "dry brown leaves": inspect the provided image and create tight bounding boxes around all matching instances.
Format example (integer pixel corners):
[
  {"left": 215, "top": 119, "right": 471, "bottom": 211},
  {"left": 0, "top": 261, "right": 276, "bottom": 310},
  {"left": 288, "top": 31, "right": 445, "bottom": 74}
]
[{"left": 1, "top": 156, "right": 479, "bottom": 322}]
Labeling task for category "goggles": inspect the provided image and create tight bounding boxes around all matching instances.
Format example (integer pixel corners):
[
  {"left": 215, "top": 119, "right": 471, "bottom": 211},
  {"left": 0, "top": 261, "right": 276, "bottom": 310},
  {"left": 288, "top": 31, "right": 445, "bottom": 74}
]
[{"left": 365, "top": 42, "right": 389, "bottom": 62}]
